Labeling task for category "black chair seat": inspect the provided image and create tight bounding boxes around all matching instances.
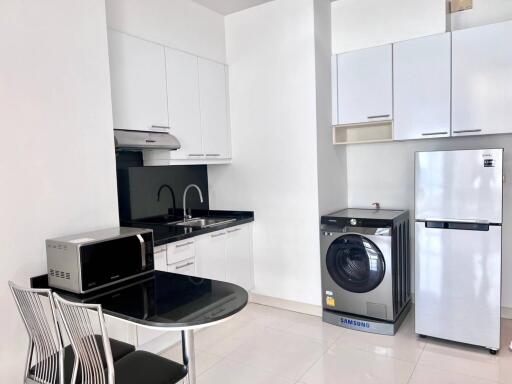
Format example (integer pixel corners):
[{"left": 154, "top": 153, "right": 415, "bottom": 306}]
[
  {"left": 31, "top": 336, "right": 134, "bottom": 382},
  {"left": 113, "top": 350, "right": 187, "bottom": 384}
]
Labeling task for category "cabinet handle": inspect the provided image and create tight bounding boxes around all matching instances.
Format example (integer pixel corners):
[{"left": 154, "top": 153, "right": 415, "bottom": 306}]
[
  {"left": 151, "top": 125, "right": 170, "bottom": 130},
  {"left": 452, "top": 129, "right": 482, "bottom": 134},
  {"left": 211, "top": 232, "right": 226, "bottom": 238},
  {"left": 175, "top": 261, "right": 194, "bottom": 270},
  {"left": 367, "top": 114, "right": 390, "bottom": 119},
  {"left": 175, "top": 241, "right": 194, "bottom": 248},
  {"left": 205, "top": 154, "right": 221, "bottom": 157},
  {"left": 227, "top": 228, "right": 242, "bottom": 233},
  {"left": 188, "top": 154, "right": 204, "bottom": 157},
  {"left": 421, "top": 132, "right": 448, "bottom": 136}
]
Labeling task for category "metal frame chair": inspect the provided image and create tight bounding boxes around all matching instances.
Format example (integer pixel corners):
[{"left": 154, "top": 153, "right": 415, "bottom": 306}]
[
  {"left": 53, "top": 292, "right": 188, "bottom": 384},
  {"left": 53, "top": 293, "right": 114, "bottom": 384},
  {"left": 9, "top": 281, "right": 65, "bottom": 384}
]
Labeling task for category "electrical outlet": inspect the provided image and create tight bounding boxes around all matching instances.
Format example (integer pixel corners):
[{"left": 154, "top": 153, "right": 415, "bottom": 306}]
[{"left": 451, "top": 0, "right": 473, "bottom": 13}]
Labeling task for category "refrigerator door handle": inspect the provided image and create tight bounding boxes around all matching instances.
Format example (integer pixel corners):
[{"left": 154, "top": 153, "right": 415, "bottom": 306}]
[{"left": 420, "top": 218, "right": 490, "bottom": 224}]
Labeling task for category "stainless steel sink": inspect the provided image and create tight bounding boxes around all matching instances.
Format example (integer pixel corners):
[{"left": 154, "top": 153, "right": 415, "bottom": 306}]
[{"left": 173, "top": 217, "right": 236, "bottom": 228}]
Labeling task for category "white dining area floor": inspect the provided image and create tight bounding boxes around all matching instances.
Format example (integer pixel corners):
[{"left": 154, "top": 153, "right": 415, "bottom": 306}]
[{"left": 160, "top": 303, "right": 512, "bottom": 384}]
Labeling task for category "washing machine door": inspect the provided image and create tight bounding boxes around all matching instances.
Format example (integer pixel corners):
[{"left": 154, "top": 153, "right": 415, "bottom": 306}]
[{"left": 326, "top": 234, "right": 386, "bottom": 293}]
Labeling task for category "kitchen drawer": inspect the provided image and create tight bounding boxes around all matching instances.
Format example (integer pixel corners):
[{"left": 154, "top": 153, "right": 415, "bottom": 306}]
[
  {"left": 167, "top": 257, "right": 195, "bottom": 276},
  {"left": 167, "top": 238, "right": 195, "bottom": 265}
]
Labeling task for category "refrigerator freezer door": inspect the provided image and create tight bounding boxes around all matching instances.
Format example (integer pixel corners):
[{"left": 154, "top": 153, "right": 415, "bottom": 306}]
[
  {"left": 415, "top": 222, "right": 501, "bottom": 349},
  {"left": 415, "top": 149, "right": 503, "bottom": 223}
]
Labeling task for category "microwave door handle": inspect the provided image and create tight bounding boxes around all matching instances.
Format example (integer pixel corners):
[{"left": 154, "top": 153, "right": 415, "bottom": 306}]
[{"left": 137, "top": 235, "right": 146, "bottom": 270}]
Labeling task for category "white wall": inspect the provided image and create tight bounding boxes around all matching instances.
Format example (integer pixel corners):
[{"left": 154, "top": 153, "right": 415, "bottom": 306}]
[
  {"left": 331, "top": 0, "right": 447, "bottom": 54},
  {"left": 0, "top": 0, "right": 119, "bottom": 381},
  {"left": 315, "top": 0, "right": 348, "bottom": 215},
  {"left": 106, "top": 0, "right": 227, "bottom": 63},
  {"left": 451, "top": 0, "right": 512, "bottom": 30},
  {"left": 208, "top": 0, "right": 326, "bottom": 305},
  {"left": 333, "top": 0, "right": 512, "bottom": 308}
]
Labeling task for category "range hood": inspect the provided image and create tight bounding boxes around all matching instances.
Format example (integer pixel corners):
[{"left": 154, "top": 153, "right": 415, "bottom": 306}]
[{"left": 114, "top": 129, "right": 181, "bottom": 151}]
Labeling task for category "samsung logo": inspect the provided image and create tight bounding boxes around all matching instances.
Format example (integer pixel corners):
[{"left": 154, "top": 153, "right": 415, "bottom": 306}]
[{"left": 340, "top": 318, "right": 370, "bottom": 329}]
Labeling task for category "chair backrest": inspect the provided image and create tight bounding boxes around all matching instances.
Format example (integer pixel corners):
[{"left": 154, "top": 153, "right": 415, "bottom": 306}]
[
  {"left": 53, "top": 293, "right": 115, "bottom": 384},
  {"left": 9, "top": 281, "right": 64, "bottom": 384}
]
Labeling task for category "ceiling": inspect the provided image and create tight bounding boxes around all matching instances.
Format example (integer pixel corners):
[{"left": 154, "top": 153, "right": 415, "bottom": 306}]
[{"left": 191, "top": 0, "right": 275, "bottom": 15}]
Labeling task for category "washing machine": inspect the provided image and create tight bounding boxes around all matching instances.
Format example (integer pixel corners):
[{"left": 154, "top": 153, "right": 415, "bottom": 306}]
[{"left": 320, "top": 209, "right": 411, "bottom": 335}]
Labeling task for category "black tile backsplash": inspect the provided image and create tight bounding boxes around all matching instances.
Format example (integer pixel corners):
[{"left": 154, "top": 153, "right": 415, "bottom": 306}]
[{"left": 117, "top": 165, "right": 209, "bottom": 221}]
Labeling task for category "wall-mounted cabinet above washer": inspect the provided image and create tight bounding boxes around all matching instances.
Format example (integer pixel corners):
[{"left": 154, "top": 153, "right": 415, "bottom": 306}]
[
  {"left": 332, "top": 20, "right": 512, "bottom": 145},
  {"left": 393, "top": 33, "right": 451, "bottom": 141},
  {"left": 336, "top": 44, "right": 393, "bottom": 126},
  {"left": 108, "top": 30, "right": 231, "bottom": 165}
]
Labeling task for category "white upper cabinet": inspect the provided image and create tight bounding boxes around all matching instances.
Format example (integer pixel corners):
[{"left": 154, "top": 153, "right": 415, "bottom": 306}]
[
  {"left": 337, "top": 44, "right": 393, "bottom": 125},
  {"left": 452, "top": 21, "right": 512, "bottom": 136},
  {"left": 331, "top": 55, "right": 339, "bottom": 126},
  {"left": 108, "top": 30, "right": 169, "bottom": 132},
  {"left": 198, "top": 58, "right": 231, "bottom": 159},
  {"left": 393, "top": 33, "right": 451, "bottom": 140},
  {"left": 165, "top": 48, "right": 203, "bottom": 159}
]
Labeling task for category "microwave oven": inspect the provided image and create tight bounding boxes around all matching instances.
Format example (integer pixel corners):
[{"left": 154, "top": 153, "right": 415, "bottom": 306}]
[{"left": 46, "top": 227, "right": 154, "bottom": 294}]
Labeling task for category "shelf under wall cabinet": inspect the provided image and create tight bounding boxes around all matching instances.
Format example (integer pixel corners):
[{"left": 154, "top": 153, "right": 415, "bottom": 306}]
[{"left": 333, "top": 121, "right": 393, "bottom": 145}]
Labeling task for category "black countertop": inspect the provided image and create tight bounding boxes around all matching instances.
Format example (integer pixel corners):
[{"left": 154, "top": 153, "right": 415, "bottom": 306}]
[
  {"left": 31, "top": 271, "right": 248, "bottom": 329},
  {"left": 123, "top": 210, "right": 254, "bottom": 246}
]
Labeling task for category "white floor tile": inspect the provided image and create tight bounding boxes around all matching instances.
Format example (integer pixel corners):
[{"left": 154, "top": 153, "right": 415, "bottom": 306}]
[
  {"left": 197, "top": 358, "right": 294, "bottom": 384},
  {"left": 333, "top": 311, "right": 426, "bottom": 363},
  {"left": 158, "top": 304, "right": 512, "bottom": 384},
  {"left": 300, "top": 343, "right": 415, "bottom": 384},
  {"left": 409, "top": 364, "right": 501, "bottom": 384},
  {"left": 160, "top": 344, "right": 223, "bottom": 376}
]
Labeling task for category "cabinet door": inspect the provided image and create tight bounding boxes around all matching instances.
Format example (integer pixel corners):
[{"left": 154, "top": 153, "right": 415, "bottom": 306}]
[
  {"left": 198, "top": 58, "right": 231, "bottom": 159},
  {"left": 167, "top": 239, "right": 195, "bottom": 265},
  {"left": 452, "top": 21, "right": 512, "bottom": 136},
  {"left": 153, "top": 246, "right": 167, "bottom": 272},
  {"left": 338, "top": 45, "right": 393, "bottom": 125},
  {"left": 226, "top": 225, "right": 254, "bottom": 291},
  {"left": 394, "top": 33, "right": 451, "bottom": 140},
  {"left": 165, "top": 48, "right": 203, "bottom": 160},
  {"left": 332, "top": 55, "right": 339, "bottom": 126},
  {"left": 108, "top": 30, "right": 169, "bottom": 131},
  {"left": 195, "top": 231, "right": 227, "bottom": 281}
]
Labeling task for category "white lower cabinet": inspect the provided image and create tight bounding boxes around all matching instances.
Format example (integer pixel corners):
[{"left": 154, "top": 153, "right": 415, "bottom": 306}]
[
  {"left": 195, "top": 224, "right": 254, "bottom": 289},
  {"left": 153, "top": 245, "right": 167, "bottom": 271},
  {"left": 195, "top": 231, "right": 228, "bottom": 281},
  {"left": 226, "top": 226, "right": 254, "bottom": 291}
]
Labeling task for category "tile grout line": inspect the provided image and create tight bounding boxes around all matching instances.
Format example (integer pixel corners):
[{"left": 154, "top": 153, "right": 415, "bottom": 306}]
[{"left": 405, "top": 338, "right": 428, "bottom": 384}]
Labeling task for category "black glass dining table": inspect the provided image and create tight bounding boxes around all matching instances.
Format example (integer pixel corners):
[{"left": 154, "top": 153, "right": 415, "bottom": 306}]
[{"left": 31, "top": 270, "right": 249, "bottom": 384}]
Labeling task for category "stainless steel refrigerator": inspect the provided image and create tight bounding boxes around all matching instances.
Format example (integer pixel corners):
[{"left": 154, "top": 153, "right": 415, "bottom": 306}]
[{"left": 415, "top": 149, "right": 503, "bottom": 352}]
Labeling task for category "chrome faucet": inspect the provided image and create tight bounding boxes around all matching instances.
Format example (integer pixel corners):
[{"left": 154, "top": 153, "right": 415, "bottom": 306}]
[
  {"left": 183, "top": 184, "right": 204, "bottom": 220},
  {"left": 157, "top": 184, "right": 177, "bottom": 217}
]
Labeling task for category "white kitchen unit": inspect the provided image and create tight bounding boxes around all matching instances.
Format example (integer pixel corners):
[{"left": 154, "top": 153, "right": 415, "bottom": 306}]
[
  {"left": 153, "top": 245, "right": 167, "bottom": 271},
  {"left": 393, "top": 33, "right": 451, "bottom": 140},
  {"left": 452, "top": 20, "right": 512, "bottom": 136},
  {"left": 165, "top": 48, "right": 202, "bottom": 160},
  {"left": 166, "top": 237, "right": 197, "bottom": 276},
  {"left": 225, "top": 225, "right": 254, "bottom": 291},
  {"left": 196, "top": 223, "right": 254, "bottom": 290},
  {"left": 337, "top": 44, "right": 393, "bottom": 125},
  {"left": 198, "top": 58, "right": 231, "bottom": 160},
  {"left": 108, "top": 30, "right": 169, "bottom": 132},
  {"left": 195, "top": 231, "right": 228, "bottom": 281},
  {"left": 331, "top": 55, "right": 338, "bottom": 126}
]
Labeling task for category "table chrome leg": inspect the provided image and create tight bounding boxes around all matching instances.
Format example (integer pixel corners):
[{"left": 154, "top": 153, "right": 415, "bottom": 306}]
[{"left": 182, "top": 330, "right": 196, "bottom": 384}]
